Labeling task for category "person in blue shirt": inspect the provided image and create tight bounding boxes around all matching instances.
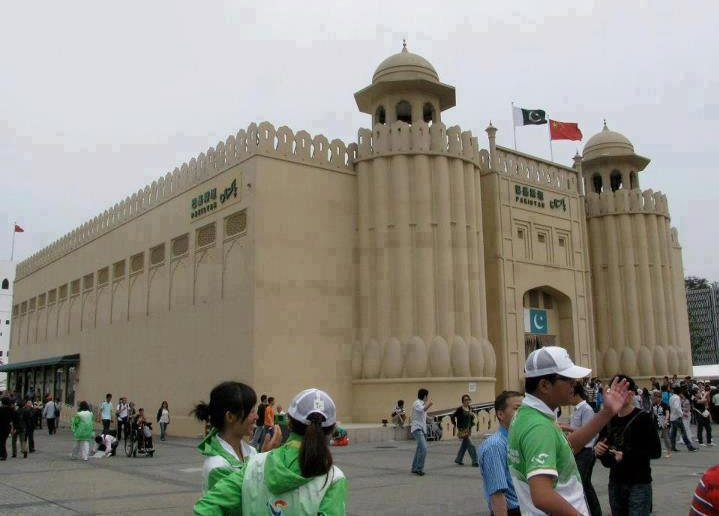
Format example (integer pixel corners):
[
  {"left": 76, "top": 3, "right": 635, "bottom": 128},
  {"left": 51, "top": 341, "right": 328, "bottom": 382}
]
[
  {"left": 100, "top": 394, "right": 113, "bottom": 435},
  {"left": 479, "top": 391, "right": 523, "bottom": 516}
]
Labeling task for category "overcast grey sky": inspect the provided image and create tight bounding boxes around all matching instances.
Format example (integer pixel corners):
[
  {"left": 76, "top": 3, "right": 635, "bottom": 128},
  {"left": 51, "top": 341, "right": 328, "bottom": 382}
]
[{"left": 1, "top": 1, "right": 717, "bottom": 280}]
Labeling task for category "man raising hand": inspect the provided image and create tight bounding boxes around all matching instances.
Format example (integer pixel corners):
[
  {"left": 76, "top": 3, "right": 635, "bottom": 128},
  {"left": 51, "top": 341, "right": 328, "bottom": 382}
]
[{"left": 508, "top": 347, "right": 630, "bottom": 515}]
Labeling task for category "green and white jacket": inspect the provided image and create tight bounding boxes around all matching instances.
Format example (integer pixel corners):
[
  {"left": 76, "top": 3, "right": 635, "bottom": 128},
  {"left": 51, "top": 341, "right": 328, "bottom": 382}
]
[
  {"left": 194, "top": 433, "right": 347, "bottom": 516},
  {"left": 70, "top": 410, "right": 94, "bottom": 441},
  {"left": 198, "top": 428, "right": 257, "bottom": 493}
]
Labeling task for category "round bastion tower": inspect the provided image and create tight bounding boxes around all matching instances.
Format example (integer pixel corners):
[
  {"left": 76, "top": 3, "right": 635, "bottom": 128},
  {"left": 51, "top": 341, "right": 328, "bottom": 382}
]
[
  {"left": 580, "top": 123, "right": 692, "bottom": 378},
  {"left": 351, "top": 44, "right": 496, "bottom": 419}
]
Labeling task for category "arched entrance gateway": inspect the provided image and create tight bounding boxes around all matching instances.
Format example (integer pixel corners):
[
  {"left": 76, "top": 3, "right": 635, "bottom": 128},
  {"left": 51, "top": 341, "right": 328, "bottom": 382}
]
[{"left": 523, "top": 286, "right": 575, "bottom": 363}]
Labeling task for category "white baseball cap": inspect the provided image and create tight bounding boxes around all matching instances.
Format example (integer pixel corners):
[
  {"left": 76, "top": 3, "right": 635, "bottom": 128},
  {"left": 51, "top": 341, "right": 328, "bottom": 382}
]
[
  {"left": 287, "top": 388, "right": 337, "bottom": 428},
  {"left": 525, "top": 346, "right": 591, "bottom": 379}
]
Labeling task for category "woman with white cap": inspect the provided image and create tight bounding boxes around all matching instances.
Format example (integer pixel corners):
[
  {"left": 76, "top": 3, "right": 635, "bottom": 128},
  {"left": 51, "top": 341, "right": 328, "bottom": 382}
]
[{"left": 194, "top": 388, "right": 347, "bottom": 515}]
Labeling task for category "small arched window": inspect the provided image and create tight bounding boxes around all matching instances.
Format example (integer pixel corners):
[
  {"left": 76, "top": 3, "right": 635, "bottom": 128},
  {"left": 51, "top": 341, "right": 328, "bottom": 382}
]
[
  {"left": 422, "top": 102, "right": 435, "bottom": 123},
  {"left": 396, "top": 100, "right": 412, "bottom": 124},
  {"left": 1, "top": 278, "right": 8, "bottom": 290},
  {"left": 610, "top": 170, "right": 623, "bottom": 192},
  {"left": 375, "top": 105, "right": 386, "bottom": 125},
  {"left": 592, "top": 174, "right": 603, "bottom": 194}
]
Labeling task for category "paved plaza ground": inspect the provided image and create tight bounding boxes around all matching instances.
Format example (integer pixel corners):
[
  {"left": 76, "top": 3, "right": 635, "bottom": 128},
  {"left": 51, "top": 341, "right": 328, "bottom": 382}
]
[{"left": 0, "top": 425, "right": 716, "bottom": 515}]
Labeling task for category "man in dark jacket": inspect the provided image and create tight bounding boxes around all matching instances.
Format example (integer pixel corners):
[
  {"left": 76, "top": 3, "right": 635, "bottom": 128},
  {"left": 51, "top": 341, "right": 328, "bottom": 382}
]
[
  {"left": 20, "top": 399, "right": 36, "bottom": 454},
  {"left": 0, "top": 397, "right": 13, "bottom": 460},
  {"left": 595, "top": 375, "right": 661, "bottom": 516},
  {"left": 11, "top": 399, "right": 28, "bottom": 458}
]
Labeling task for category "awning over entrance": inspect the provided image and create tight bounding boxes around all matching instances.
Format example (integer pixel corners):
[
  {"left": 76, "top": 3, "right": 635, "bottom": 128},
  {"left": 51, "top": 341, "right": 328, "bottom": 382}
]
[{"left": 0, "top": 354, "right": 80, "bottom": 372}]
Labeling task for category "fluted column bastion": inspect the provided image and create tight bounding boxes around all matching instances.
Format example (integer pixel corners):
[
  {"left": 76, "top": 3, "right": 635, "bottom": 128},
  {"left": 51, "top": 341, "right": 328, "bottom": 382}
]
[
  {"left": 353, "top": 121, "right": 496, "bottom": 384},
  {"left": 582, "top": 123, "right": 692, "bottom": 378}
]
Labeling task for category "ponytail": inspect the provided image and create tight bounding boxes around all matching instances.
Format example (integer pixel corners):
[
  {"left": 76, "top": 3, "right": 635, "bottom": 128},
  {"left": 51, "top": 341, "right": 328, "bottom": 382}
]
[
  {"left": 291, "top": 415, "right": 334, "bottom": 478},
  {"left": 192, "top": 401, "right": 211, "bottom": 423}
]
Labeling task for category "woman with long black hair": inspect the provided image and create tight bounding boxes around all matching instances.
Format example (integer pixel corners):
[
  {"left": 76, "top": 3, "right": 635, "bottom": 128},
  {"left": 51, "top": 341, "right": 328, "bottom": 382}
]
[
  {"left": 194, "top": 388, "right": 347, "bottom": 515},
  {"left": 193, "top": 381, "right": 280, "bottom": 493}
]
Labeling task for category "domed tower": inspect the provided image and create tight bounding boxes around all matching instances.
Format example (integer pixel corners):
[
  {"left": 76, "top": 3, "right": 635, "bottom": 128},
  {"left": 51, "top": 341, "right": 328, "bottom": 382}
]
[
  {"left": 351, "top": 45, "right": 496, "bottom": 419},
  {"left": 354, "top": 41, "right": 456, "bottom": 127},
  {"left": 580, "top": 123, "right": 692, "bottom": 378}
]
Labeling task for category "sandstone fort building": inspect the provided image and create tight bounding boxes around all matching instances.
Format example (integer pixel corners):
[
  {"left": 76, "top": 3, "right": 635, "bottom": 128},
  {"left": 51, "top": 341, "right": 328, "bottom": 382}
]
[{"left": 2, "top": 47, "right": 692, "bottom": 435}]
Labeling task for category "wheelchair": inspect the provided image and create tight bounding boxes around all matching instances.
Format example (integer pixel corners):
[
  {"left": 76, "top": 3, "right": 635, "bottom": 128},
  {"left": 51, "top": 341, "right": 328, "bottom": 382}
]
[{"left": 124, "top": 422, "right": 155, "bottom": 458}]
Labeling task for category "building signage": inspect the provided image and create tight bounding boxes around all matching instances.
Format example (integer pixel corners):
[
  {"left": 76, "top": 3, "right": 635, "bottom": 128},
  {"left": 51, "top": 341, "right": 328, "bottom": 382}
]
[
  {"left": 190, "top": 175, "right": 241, "bottom": 222},
  {"left": 524, "top": 308, "right": 548, "bottom": 335},
  {"left": 514, "top": 184, "right": 567, "bottom": 212}
]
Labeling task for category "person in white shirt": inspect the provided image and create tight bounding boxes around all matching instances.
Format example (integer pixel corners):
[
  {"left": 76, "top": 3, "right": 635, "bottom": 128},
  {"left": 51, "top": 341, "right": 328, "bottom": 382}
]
[
  {"left": 93, "top": 433, "right": 118, "bottom": 457},
  {"left": 116, "top": 397, "right": 129, "bottom": 442},
  {"left": 570, "top": 382, "right": 601, "bottom": 516},
  {"left": 669, "top": 386, "right": 697, "bottom": 452},
  {"left": 156, "top": 401, "right": 170, "bottom": 441},
  {"left": 410, "top": 388, "right": 433, "bottom": 476}
]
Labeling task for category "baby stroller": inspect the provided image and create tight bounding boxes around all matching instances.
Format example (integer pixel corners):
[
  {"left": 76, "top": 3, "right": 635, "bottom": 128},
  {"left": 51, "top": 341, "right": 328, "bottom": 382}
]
[
  {"left": 125, "top": 421, "right": 155, "bottom": 458},
  {"left": 426, "top": 415, "right": 443, "bottom": 442}
]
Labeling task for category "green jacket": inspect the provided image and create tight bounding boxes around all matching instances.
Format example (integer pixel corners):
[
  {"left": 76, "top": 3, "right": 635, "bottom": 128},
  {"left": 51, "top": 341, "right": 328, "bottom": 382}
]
[
  {"left": 70, "top": 410, "right": 94, "bottom": 440},
  {"left": 198, "top": 428, "right": 256, "bottom": 494},
  {"left": 194, "top": 433, "right": 347, "bottom": 515}
]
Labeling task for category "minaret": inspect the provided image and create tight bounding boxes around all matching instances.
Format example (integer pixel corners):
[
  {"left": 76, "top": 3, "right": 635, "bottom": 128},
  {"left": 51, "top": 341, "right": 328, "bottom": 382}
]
[
  {"left": 351, "top": 45, "right": 496, "bottom": 417},
  {"left": 582, "top": 123, "right": 692, "bottom": 377}
]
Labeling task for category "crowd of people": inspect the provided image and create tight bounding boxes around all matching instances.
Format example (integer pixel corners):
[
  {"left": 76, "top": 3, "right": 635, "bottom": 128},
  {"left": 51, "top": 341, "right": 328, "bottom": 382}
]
[
  {"left": 0, "top": 388, "right": 171, "bottom": 462},
  {"left": 187, "top": 363, "right": 719, "bottom": 515},
  {"left": 382, "top": 348, "right": 719, "bottom": 515},
  {"left": 469, "top": 347, "right": 718, "bottom": 516},
  {"left": 4, "top": 361, "right": 719, "bottom": 514},
  {"left": 0, "top": 388, "right": 61, "bottom": 460}
]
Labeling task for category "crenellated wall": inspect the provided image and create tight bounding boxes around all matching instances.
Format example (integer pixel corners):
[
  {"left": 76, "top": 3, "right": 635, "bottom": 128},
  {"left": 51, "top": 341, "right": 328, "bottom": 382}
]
[
  {"left": 16, "top": 122, "right": 357, "bottom": 281},
  {"left": 494, "top": 146, "right": 579, "bottom": 194},
  {"left": 585, "top": 188, "right": 691, "bottom": 377},
  {"left": 353, "top": 121, "right": 496, "bottom": 383}
]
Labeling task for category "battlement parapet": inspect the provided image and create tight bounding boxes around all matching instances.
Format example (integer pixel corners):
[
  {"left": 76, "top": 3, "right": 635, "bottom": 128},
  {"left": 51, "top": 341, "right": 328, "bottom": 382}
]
[
  {"left": 356, "top": 121, "right": 490, "bottom": 169},
  {"left": 585, "top": 188, "right": 670, "bottom": 218},
  {"left": 494, "top": 146, "right": 578, "bottom": 194},
  {"left": 16, "top": 122, "right": 355, "bottom": 280}
]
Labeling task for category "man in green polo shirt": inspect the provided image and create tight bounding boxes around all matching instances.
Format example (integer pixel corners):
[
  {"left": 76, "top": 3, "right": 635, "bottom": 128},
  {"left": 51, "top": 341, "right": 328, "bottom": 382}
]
[{"left": 508, "top": 347, "right": 629, "bottom": 515}]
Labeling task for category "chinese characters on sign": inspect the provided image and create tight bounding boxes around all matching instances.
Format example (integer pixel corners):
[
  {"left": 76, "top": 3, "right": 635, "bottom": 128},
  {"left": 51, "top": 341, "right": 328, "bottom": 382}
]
[
  {"left": 190, "top": 178, "right": 239, "bottom": 220},
  {"left": 514, "top": 184, "right": 567, "bottom": 212},
  {"left": 515, "top": 184, "right": 545, "bottom": 208},
  {"left": 191, "top": 188, "right": 218, "bottom": 219}
]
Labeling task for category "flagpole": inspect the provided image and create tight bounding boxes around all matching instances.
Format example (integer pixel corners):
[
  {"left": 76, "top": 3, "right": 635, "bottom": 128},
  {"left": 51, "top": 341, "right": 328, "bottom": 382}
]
[
  {"left": 10, "top": 221, "right": 16, "bottom": 262},
  {"left": 548, "top": 124, "right": 554, "bottom": 162},
  {"left": 511, "top": 102, "right": 517, "bottom": 150}
]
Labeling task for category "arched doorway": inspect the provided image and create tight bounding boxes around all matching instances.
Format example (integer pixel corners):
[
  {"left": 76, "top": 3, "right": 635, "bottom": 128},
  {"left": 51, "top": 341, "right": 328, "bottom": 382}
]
[{"left": 522, "top": 286, "right": 575, "bottom": 360}]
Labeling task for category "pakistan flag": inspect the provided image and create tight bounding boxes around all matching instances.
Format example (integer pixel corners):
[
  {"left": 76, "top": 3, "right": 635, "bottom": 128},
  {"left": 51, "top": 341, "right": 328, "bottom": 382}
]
[{"left": 513, "top": 106, "right": 548, "bottom": 126}]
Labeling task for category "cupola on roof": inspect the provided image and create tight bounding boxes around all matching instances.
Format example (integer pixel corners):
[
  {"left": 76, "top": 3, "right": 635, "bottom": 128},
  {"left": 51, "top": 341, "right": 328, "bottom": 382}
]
[
  {"left": 583, "top": 122, "right": 635, "bottom": 161},
  {"left": 582, "top": 121, "right": 650, "bottom": 170},
  {"left": 372, "top": 43, "right": 440, "bottom": 84},
  {"left": 354, "top": 42, "right": 456, "bottom": 114}
]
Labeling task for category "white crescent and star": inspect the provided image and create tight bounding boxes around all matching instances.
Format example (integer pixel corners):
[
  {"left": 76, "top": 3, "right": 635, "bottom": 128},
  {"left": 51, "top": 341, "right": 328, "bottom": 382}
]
[
  {"left": 529, "top": 111, "right": 542, "bottom": 122},
  {"left": 533, "top": 313, "right": 546, "bottom": 330}
]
